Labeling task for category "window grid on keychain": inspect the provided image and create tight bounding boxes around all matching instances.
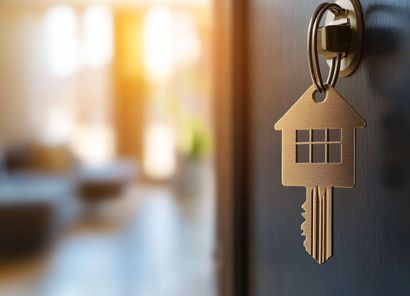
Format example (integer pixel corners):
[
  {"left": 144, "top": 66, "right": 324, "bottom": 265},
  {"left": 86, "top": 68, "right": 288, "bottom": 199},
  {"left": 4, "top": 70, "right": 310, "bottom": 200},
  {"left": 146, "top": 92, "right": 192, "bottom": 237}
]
[{"left": 296, "top": 129, "right": 342, "bottom": 164}]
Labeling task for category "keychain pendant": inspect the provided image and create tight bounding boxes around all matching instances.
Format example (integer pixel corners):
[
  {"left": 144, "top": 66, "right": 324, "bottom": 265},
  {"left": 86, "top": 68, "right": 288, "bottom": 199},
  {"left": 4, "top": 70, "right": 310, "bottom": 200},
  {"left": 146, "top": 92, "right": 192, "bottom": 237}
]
[
  {"left": 274, "top": 0, "right": 366, "bottom": 264},
  {"left": 274, "top": 85, "right": 365, "bottom": 263}
]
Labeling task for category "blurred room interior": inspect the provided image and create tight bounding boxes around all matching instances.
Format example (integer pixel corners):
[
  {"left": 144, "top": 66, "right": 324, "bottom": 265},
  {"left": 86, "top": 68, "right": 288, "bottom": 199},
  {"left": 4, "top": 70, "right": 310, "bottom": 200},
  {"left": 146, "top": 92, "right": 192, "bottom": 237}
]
[{"left": 0, "top": 0, "right": 223, "bottom": 295}]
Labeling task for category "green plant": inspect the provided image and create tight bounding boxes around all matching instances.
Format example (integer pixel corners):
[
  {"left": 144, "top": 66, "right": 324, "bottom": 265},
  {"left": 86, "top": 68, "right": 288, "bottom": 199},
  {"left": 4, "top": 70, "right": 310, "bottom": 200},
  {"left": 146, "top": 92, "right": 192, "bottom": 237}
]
[{"left": 180, "top": 117, "right": 211, "bottom": 161}]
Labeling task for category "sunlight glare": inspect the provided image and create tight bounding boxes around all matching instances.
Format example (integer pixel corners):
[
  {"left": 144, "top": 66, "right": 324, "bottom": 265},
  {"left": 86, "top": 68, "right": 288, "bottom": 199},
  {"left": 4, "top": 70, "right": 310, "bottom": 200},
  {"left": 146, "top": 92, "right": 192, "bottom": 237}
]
[
  {"left": 143, "top": 122, "right": 176, "bottom": 179},
  {"left": 143, "top": 6, "right": 175, "bottom": 81},
  {"left": 44, "top": 5, "right": 77, "bottom": 76},
  {"left": 81, "top": 5, "right": 113, "bottom": 68}
]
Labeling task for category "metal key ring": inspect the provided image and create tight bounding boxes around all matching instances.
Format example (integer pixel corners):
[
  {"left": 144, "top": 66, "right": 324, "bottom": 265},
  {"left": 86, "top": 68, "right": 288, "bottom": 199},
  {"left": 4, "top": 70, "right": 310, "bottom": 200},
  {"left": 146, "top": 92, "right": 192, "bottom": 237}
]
[{"left": 307, "top": 2, "right": 345, "bottom": 92}]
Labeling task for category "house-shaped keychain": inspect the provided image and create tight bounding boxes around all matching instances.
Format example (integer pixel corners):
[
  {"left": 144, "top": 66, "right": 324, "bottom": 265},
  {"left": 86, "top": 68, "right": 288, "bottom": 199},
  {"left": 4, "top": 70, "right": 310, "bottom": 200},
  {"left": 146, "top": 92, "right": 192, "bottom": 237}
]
[{"left": 274, "top": 85, "right": 365, "bottom": 263}]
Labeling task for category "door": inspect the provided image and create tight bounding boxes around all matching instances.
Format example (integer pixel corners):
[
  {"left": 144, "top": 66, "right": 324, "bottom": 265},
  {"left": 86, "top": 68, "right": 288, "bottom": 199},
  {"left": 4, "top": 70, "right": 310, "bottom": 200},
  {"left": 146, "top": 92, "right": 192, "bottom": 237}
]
[{"left": 242, "top": 0, "right": 410, "bottom": 295}]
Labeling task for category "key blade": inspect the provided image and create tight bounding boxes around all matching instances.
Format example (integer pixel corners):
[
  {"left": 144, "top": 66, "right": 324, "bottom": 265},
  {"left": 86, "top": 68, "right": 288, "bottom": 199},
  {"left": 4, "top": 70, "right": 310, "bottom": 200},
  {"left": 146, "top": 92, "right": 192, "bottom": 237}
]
[{"left": 301, "top": 186, "right": 333, "bottom": 264}]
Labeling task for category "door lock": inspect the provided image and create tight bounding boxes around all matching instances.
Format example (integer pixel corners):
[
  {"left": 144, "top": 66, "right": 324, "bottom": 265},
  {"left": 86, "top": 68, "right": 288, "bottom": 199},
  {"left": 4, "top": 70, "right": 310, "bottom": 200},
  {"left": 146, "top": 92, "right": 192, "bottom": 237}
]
[
  {"left": 318, "top": 22, "right": 351, "bottom": 59},
  {"left": 315, "top": 0, "right": 364, "bottom": 77}
]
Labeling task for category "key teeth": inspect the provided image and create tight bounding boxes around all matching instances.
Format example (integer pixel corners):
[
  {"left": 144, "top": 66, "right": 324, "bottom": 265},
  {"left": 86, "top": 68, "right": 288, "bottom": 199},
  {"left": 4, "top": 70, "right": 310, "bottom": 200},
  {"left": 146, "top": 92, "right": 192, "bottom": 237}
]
[
  {"left": 301, "top": 224, "right": 311, "bottom": 253},
  {"left": 301, "top": 200, "right": 312, "bottom": 255},
  {"left": 301, "top": 200, "right": 309, "bottom": 221}
]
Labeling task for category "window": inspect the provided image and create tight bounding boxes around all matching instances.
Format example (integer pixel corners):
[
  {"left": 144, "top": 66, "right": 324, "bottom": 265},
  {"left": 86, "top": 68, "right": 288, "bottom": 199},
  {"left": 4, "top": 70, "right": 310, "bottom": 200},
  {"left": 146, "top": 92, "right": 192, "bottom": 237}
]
[
  {"left": 44, "top": 5, "right": 77, "bottom": 76},
  {"left": 296, "top": 129, "right": 341, "bottom": 163}
]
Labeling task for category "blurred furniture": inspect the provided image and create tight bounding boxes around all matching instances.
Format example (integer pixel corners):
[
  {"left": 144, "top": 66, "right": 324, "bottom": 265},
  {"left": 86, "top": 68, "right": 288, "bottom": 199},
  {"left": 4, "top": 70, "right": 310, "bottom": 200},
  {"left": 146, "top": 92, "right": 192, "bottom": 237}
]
[
  {"left": 3, "top": 143, "right": 75, "bottom": 174},
  {"left": 2, "top": 144, "right": 138, "bottom": 201},
  {"left": 0, "top": 143, "right": 138, "bottom": 259},
  {"left": 77, "top": 159, "right": 137, "bottom": 201},
  {"left": 3, "top": 144, "right": 33, "bottom": 173},
  {"left": 0, "top": 176, "right": 76, "bottom": 259},
  {"left": 31, "top": 144, "right": 76, "bottom": 173}
]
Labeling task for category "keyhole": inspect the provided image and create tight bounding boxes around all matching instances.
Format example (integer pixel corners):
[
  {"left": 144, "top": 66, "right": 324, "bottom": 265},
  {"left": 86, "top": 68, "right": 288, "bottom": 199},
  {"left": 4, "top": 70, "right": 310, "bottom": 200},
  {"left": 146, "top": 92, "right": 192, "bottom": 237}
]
[{"left": 313, "top": 90, "right": 326, "bottom": 103}]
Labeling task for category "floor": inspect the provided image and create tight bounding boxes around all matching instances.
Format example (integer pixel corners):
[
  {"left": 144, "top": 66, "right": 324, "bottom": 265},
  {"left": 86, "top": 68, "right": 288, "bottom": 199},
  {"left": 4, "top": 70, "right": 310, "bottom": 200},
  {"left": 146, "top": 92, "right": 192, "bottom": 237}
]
[{"left": 0, "top": 181, "right": 216, "bottom": 296}]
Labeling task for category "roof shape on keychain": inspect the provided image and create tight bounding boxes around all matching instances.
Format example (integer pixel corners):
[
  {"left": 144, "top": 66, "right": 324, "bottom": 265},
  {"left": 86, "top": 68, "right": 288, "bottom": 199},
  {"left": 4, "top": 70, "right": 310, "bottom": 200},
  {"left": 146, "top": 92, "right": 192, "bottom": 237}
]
[{"left": 274, "top": 86, "right": 366, "bottom": 130}]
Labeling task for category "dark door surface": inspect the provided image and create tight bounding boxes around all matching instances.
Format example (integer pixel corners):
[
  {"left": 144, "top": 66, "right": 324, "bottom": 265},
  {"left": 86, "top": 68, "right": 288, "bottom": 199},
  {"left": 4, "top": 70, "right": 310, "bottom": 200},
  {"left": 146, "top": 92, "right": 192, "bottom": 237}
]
[{"left": 246, "top": 0, "right": 410, "bottom": 295}]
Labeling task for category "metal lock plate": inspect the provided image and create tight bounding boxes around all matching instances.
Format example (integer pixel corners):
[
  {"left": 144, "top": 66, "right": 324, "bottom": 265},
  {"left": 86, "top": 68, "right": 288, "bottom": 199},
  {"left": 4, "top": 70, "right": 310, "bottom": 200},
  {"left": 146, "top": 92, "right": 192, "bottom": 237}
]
[
  {"left": 324, "top": 0, "right": 364, "bottom": 77},
  {"left": 318, "top": 22, "right": 351, "bottom": 59}
]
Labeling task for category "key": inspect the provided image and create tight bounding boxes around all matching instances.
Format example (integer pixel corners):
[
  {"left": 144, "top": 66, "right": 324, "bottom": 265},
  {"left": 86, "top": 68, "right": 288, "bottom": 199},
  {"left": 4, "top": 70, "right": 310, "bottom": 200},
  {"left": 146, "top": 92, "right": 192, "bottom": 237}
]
[
  {"left": 274, "top": 85, "right": 365, "bottom": 264},
  {"left": 301, "top": 186, "right": 332, "bottom": 263}
]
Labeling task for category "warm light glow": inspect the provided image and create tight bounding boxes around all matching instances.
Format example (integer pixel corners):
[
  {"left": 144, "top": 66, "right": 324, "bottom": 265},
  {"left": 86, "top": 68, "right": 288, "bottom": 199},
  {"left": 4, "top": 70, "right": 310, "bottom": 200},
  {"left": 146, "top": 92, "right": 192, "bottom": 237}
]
[
  {"left": 81, "top": 5, "right": 113, "bottom": 67},
  {"left": 143, "top": 122, "right": 176, "bottom": 179},
  {"left": 173, "top": 13, "right": 200, "bottom": 65},
  {"left": 70, "top": 125, "right": 115, "bottom": 166},
  {"left": 142, "top": 0, "right": 209, "bottom": 3},
  {"left": 143, "top": 6, "right": 175, "bottom": 81},
  {"left": 40, "top": 107, "right": 74, "bottom": 145},
  {"left": 44, "top": 5, "right": 77, "bottom": 76},
  {"left": 142, "top": 7, "right": 202, "bottom": 81}
]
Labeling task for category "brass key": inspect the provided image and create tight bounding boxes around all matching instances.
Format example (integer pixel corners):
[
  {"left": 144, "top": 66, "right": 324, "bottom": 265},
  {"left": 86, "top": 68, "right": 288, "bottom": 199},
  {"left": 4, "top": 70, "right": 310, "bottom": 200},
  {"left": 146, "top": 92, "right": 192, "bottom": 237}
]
[
  {"left": 301, "top": 186, "right": 332, "bottom": 263},
  {"left": 275, "top": 86, "right": 365, "bottom": 264}
]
